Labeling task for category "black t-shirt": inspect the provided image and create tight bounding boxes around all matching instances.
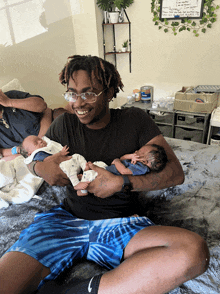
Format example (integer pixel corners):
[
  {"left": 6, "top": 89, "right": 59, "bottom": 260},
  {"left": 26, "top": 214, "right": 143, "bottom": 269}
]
[
  {"left": 0, "top": 90, "right": 43, "bottom": 148},
  {"left": 46, "top": 107, "right": 161, "bottom": 220}
]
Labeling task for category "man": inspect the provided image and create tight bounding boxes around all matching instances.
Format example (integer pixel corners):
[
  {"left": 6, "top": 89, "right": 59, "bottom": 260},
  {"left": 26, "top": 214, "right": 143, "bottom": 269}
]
[
  {"left": 0, "top": 55, "right": 209, "bottom": 294},
  {"left": 0, "top": 89, "right": 52, "bottom": 160}
]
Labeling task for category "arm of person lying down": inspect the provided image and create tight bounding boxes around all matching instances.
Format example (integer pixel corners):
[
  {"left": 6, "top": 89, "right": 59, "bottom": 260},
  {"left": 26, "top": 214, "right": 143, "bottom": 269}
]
[
  {"left": 0, "top": 90, "right": 47, "bottom": 112},
  {"left": 0, "top": 148, "right": 20, "bottom": 161},
  {"left": 29, "top": 153, "right": 72, "bottom": 186},
  {"left": 38, "top": 107, "right": 53, "bottom": 138},
  {"left": 86, "top": 134, "right": 184, "bottom": 198}
]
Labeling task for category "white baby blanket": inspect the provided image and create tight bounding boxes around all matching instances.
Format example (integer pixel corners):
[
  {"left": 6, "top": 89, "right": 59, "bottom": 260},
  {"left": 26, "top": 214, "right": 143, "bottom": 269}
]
[{"left": 0, "top": 156, "right": 44, "bottom": 208}]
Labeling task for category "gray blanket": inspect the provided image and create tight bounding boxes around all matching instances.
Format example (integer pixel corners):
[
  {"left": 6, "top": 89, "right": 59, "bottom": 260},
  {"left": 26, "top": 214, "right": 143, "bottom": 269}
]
[{"left": 0, "top": 138, "right": 220, "bottom": 293}]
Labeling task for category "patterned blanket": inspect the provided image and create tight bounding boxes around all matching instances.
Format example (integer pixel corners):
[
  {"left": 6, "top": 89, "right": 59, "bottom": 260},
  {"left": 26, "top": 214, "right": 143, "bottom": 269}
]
[{"left": 0, "top": 138, "right": 220, "bottom": 293}]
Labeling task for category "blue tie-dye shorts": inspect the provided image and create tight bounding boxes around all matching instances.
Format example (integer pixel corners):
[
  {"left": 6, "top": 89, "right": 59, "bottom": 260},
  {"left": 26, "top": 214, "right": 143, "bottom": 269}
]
[{"left": 6, "top": 205, "right": 154, "bottom": 289}]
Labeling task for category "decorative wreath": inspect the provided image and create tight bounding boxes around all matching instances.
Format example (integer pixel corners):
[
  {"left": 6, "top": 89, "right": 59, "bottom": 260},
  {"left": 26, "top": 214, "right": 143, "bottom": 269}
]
[{"left": 151, "top": 0, "right": 219, "bottom": 36}]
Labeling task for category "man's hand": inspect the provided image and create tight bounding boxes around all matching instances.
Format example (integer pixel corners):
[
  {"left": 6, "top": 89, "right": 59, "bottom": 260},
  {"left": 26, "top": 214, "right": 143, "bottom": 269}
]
[
  {"left": 0, "top": 90, "right": 12, "bottom": 107},
  {"left": 86, "top": 162, "right": 123, "bottom": 198},
  {"left": 34, "top": 155, "right": 72, "bottom": 186}
]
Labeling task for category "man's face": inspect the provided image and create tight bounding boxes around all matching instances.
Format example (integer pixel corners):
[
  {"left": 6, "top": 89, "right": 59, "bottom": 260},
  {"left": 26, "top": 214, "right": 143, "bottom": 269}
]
[{"left": 67, "top": 70, "right": 111, "bottom": 129}]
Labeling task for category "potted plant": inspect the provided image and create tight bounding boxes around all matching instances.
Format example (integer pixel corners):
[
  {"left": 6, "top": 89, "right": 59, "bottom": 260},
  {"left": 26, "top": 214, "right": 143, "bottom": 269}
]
[
  {"left": 122, "top": 39, "right": 128, "bottom": 52},
  {"left": 97, "top": 0, "right": 134, "bottom": 23}
]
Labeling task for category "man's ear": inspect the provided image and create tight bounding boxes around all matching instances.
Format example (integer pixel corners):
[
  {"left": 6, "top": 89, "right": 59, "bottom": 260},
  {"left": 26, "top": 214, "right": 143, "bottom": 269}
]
[{"left": 106, "top": 87, "right": 114, "bottom": 102}]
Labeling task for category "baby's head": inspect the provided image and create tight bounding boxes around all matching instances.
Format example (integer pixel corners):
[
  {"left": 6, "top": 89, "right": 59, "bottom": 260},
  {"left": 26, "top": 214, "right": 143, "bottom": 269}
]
[
  {"left": 135, "top": 144, "right": 168, "bottom": 172},
  {"left": 19, "top": 135, "right": 47, "bottom": 158}
]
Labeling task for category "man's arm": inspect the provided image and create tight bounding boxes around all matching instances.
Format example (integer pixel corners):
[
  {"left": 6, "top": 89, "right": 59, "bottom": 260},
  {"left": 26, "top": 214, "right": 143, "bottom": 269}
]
[
  {"left": 31, "top": 154, "right": 72, "bottom": 186},
  {"left": 38, "top": 107, "right": 53, "bottom": 138},
  {"left": 86, "top": 134, "right": 184, "bottom": 198},
  {"left": 0, "top": 90, "right": 47, "bottom": 112}
]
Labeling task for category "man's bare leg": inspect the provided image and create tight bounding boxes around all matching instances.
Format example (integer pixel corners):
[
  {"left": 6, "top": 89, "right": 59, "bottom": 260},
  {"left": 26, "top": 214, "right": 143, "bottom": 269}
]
[
  {"left": 0, "top": 251, "right": 50, "bottom": 294},
  {"left": 98, "top": 226, "right": 209, "bottom": 294}
]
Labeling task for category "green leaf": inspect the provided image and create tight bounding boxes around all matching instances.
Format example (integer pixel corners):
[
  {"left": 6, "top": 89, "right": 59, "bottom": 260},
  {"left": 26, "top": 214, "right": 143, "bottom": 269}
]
[
  {"left": 207, "top": 24, "right": 212, "bottom": 28},
  {"left": 174, "top": 32, "right": 177, "bottom": 36},
  {"left": 164, "top": 28, "right": 168, "bottom": 32},
  {"left": 193, "top": 29, "right": 197, "bottom": 33},
  {"left": 195, "top": 33, "right": 199, "bottom": 37},
  {"left": 165, "top": 21, "right": 169, "bottom": 25},
  {"left": 159, "top": 26, "right": 162, "bottom": 30},
  {"left": 187, "top": 28, "right": 190, "bottom": 31},
  {"left": 155, "top": 21, "right": 159, "bottom": 25},
  {"left": 202, "top": 28, "right": 206, "bottom": 33}
]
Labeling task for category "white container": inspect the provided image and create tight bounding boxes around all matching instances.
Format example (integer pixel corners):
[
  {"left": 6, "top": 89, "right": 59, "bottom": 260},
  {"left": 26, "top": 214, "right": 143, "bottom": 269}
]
[
  {"left": 211, "top": 135, "right": 220, "bottom": 146},
  {"left": 109, "top": 12, "right": 119, "bottom": 23},
  {"left": 127, "top": 95, "right": 134, "bottom": 104}
]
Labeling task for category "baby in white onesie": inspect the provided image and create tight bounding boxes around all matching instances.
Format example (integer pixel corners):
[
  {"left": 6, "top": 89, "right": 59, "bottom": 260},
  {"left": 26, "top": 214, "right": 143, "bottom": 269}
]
[{"left": 20, "top": 135, "right": 106, "bottom": 195}]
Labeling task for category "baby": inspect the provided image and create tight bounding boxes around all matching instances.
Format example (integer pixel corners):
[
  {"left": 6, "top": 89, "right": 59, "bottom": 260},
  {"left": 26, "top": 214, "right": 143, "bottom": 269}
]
[
  {"left": 107, "top": 143, "right": 168, "bottom": 176},
  {"left": 20, "top": 135, "right": 93, "bottom": 193},
  {"left": 20, "top": 136, "right": 168, "bottom": 196}
]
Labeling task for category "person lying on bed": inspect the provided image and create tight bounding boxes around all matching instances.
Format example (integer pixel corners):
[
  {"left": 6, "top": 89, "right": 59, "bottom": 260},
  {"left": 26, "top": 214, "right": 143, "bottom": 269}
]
[
  {"left": 0, "top": 55, "right": 209, "bottom": 294},
  {"left": 20, "top": 135, "right": 168, "bottom": 196},
  {"left": 0, "top": 89, "right": 52, "bottom": 161}
]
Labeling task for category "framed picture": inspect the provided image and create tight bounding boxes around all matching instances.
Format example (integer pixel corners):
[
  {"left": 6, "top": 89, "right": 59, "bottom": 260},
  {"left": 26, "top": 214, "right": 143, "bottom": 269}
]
[{"left": 160, "top": 0, "right": 205, "bottom": 20}]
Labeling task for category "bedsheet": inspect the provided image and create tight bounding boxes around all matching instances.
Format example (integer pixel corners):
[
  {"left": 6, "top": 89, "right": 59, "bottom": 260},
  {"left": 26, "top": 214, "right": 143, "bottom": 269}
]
[{"left": 0, "top": 138, "right": 220, "bottom": 294}]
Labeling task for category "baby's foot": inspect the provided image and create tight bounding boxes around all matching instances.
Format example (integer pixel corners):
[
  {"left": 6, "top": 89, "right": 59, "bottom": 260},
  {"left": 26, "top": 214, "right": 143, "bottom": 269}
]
[{"left": 74, "top": 181, "right": 89, "bottom": 190}]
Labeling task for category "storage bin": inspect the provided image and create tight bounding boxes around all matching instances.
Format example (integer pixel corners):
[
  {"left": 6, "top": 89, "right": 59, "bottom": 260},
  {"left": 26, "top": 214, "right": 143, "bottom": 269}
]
[
  {"left": 174, "top": 90, "right": 219, "bottom": 113},
  {"left": 175, "top": 127, "right": 203, "bottom": 143},
  {"left": 158, "top": 125, "right": 173, "bottom": 138},
  {"left": 149, "top": 111, "right": 174, "bottom": 124},
  {"left": 176, "top": 112, "right": 210, "bottom": 129}
]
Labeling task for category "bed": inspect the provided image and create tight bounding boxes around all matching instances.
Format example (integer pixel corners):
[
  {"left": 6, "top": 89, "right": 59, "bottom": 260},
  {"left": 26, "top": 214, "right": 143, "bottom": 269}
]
[{"left": 1, "top": 137, "right": 220, "bottom": 294}]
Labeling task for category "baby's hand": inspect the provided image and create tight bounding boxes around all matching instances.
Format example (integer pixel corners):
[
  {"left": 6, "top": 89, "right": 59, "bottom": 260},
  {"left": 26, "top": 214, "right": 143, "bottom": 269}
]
[
  {"left": 60, "top": 145, "right": 69, "bottom": 156},
  {"left": 131, "top": 153, "right": 139, "bottom": 165}
]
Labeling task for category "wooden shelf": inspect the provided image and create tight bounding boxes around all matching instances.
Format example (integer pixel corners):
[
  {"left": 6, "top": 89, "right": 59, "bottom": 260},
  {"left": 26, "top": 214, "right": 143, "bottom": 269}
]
[
  {"left": 102, "top": 10, "right": 131, "bottom": 72},
  {"left": 105, "top": 51, "right": 131, "bottom": 56},
  {"left": 103, "top": 22, "right": 129, "bottom": 26}
]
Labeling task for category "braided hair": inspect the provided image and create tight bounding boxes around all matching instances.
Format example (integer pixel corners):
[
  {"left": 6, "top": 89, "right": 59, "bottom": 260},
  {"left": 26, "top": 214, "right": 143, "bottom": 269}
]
[{"left": 59, "top": 55, "right": 124, "bottom": 98}]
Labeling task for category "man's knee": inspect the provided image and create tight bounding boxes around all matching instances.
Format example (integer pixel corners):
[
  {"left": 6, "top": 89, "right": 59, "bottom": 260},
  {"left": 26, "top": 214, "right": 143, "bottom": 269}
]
[{"left": 181, "top": 232, "right": 209, "bottom": 280}]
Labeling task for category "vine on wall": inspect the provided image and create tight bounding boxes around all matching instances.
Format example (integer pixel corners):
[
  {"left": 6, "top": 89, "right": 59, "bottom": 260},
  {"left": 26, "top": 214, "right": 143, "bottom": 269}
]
[{"left": 151, "top": 0, "right": 219, "bottom": 36}]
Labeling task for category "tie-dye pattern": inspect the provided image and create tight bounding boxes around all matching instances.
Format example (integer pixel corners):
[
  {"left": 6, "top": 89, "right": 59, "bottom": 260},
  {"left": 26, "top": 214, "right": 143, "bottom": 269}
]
[{"left": 6, "top": 205, "right": 154, "bottom": 288}]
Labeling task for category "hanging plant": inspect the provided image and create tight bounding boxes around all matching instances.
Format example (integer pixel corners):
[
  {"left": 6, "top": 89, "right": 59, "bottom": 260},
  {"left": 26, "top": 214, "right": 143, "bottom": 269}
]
[{"left": 151, "top": 0, "right": 219, "bottom": 36}]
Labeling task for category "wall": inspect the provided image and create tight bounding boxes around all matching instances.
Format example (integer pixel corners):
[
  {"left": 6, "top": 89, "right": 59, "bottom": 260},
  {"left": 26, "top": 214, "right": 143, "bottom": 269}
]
[
  {"left": 1, "top": 0, "right": 220, "bottom": 109},
  {"left": 102, "top": 0, "right": 220, "bottom": 108},
  {"left": 0, "top": 0, "right": 99, "bottom": 108}
]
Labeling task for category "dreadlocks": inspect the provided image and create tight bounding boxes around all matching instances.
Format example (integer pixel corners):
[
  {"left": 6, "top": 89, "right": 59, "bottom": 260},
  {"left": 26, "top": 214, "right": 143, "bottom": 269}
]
[{"left": 59, "top": 55, "right": 124, "bottom": 98}]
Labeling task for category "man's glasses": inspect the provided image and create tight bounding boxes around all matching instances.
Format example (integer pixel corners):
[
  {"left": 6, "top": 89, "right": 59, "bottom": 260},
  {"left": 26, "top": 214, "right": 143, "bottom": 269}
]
[{"left": 63, "top": 89, "right": 106, "bottom": 103}]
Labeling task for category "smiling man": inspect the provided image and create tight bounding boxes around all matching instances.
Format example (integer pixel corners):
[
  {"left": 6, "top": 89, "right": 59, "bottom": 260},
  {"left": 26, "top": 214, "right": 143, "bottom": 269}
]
[{"left": 0, "top": 55, "right": 209, "bottom": 294}]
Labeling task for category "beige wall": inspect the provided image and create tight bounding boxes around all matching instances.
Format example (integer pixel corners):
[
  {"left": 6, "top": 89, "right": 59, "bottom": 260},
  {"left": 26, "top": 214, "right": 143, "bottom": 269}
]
[{"left": 1, "top": 0, "right": 220, "bottom": 109}]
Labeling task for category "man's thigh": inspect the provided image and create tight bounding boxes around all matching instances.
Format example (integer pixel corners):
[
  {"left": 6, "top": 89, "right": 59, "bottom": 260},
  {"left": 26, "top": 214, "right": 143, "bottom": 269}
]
[{"left": 123, "top": 225, "right": 201, "bottom": 260}]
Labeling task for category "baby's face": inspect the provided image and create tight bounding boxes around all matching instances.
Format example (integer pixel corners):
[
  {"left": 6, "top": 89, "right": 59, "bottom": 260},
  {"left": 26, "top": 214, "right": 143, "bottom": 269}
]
[
  {"left": 135, "top": 145, "right": 156, "bottom": 168},
  {"left": 23, "top": 136, "right": 47, "bottom": 155}
]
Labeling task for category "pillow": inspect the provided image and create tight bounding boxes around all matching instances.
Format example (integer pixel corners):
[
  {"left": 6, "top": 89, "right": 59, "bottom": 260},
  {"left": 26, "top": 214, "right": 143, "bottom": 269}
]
[{"left": 1, "top": 78, "right": 25, "bottom": 92}]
